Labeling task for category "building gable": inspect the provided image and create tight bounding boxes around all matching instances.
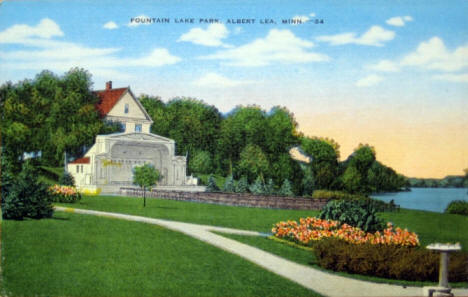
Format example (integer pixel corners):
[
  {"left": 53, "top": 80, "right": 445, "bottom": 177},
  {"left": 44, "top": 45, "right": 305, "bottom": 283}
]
[
  {"left": 107, "top": 90, "right": 150, "bottom": 121},
  {"left": 95, "top": 81, "right": 152, "bottom": 123}
]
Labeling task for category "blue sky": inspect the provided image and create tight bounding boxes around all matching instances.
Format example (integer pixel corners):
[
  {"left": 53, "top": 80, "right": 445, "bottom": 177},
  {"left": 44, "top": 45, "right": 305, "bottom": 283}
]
[{"left": 1, "top": 0, "right": 467, "bottom": 178}]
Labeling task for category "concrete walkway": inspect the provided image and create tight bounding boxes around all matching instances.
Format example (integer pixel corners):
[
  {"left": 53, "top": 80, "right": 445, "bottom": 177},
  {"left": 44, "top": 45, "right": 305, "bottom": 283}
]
[{"left": 55, "top": 207, "right": 468, "bottom": 297}]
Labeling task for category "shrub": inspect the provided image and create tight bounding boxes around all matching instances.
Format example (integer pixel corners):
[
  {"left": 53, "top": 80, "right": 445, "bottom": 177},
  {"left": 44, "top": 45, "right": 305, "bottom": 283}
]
[
  {"left": 2, "top": 162, "right": 54, "bottom": 220},
  {"left": 279, "top": 179, "right": 294, "bottom": 196},
  {"left": 49, "top": 185, "right": 82, "bottom": 203},
  {"left": 445, "top": 200, "right": 468, "bottom": 216},
  {"left": 264, "top": 178, "right": 276, "bottom": 195},
  {"left": 235, "top": 176, "right": 249, "bottom": 193},
  {"left": 205, "top": 175, "right": 220, "bottom": 192},
  {"left": 223, "top": 175, "right": 235, "bottom": 192},
  {"left": 312, "top": 190, "right": 366, "bottom": 200},
  {"left": 313, "top": 238, "right": 468, "bottom": 282},
  {"left": 249, "top": 176, "right": 265, "bottom": 195},
  {"left": 319, "top": 200, "right": 385, "bottom": 232},
  {"left": 59, "top": 171, "right": 75, "bottom": 186}
]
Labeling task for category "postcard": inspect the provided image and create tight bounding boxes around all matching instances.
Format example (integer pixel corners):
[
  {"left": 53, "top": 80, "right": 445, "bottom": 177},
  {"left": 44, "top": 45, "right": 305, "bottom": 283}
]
[{"left": 1, "top": 0, "right": 467, "bottom": 296}]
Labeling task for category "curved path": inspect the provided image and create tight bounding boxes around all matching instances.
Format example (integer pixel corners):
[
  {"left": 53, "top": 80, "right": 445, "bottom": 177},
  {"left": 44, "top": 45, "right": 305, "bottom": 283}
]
[{"left": 55, "top": 206, "right": 468, "bottom": 297}]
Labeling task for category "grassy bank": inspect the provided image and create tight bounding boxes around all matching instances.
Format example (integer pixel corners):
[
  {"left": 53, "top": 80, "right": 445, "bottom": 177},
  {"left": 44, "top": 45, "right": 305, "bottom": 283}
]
[
  {"left": 55, "top": 195, "right": 320, "bottom": 233},
  {"left": 1, "top": 211, "right": 319, "bottom": 296},
  {"left": 56, "top": 195, "right": 468, "bottom": 250}
]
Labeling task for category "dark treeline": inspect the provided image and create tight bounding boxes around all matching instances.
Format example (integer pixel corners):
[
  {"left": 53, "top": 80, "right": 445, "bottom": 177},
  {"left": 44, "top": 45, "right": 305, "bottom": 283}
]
[
  {"left": 2, "top": 69, "right": 410, "bottom": 195},
  {"left": 409, "top": 174, "right": 468, "bottom": 188}
]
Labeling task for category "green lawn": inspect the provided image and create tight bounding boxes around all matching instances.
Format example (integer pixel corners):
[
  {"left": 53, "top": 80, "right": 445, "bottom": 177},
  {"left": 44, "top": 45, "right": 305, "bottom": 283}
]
[
  {"left": 56, "top": 195, "right": 468, "bottom": 250},
  {"left": 1, "top": 211, "right": 319, "bottom": 297},
  {"left": 8, "top": 194, "right": 467, "bottom": 295},
  {"left": 56, "top": 195, "right": 320, "bottom": 233}
]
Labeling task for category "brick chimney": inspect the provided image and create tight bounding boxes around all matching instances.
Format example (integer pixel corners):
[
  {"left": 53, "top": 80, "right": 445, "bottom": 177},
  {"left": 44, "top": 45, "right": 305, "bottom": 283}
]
[{"left": 105, "top": 81, "right": 112, "bottom": 90}]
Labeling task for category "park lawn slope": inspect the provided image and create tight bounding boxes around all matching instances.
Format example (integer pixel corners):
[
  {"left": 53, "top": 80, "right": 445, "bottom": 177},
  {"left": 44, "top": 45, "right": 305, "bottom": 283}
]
[
  {"left": 1, "top": 211, "right": 319, "bottom": 297},
  {"left": 55, "top": 195, "right": 320, "bottom": 233},
  {"left": 56, "top": 195, "right": 468, "bottom": 250}
]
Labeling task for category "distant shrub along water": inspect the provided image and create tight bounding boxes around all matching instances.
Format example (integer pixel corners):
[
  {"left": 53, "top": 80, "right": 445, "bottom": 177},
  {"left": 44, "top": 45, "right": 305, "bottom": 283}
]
[{"left": 445, "top": 200, "right": 468, "bottom": 216}]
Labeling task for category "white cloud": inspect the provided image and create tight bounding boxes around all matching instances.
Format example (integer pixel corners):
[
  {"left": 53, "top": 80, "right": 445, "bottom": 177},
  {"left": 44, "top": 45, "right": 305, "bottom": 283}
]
[
  {"left": 433, "top": 73, "right": 468, "bottom": 83},
  {"left": 0, "top": 18, "right": 181, "bottom": 80},
  {"left": 356, "top": 74, "right": 383, "bottom": 87},
  {"left": 192, "top": 72, "right": 253, "bottom": 88},
  {"left": 103, "top": 21, "right": 118, "bottom": 30},
  {"left": 201, "top": 29, "right": 329, "bottom": 66},
  {"left": 386, "top": 16, "right": 413, "bottom": 27},
  {"left": 317, "top": 25, "right": 395, "bottom": 47},
  {"left": 309, "top": 12, "right": 316, "bottom": 17},
  {"left": 178, "top": 23, "right": 230, "bottom": 47},
  {"left": 0, "top": 18, "right": 63, "bottom": 44},
  {"left": 128, "top": 15, "right": 152, "bottom": 27},
  {"left": 401, "top": 37, "right": 468, "bottom": 72},
  {"left": 368, "top": 60, "right": 400, "bottom": 72}
]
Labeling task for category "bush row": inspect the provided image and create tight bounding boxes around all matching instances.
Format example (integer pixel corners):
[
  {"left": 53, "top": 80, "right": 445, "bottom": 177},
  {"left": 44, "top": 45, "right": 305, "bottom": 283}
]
[
  {"left": 206, "top": 175, "right": 295, "bottom": 197},
  {"left": 313, "top": 238, "right": 468, "bottom": 282}
]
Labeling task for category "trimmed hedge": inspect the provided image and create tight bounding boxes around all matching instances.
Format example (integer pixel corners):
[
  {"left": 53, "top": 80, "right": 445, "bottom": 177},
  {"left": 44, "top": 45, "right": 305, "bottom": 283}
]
[
  {"left": 445, "top": 200, "right": 468, "bottom": 216},
  {"left": 313, "top": 238, "right": 468, "bottom": 282}
]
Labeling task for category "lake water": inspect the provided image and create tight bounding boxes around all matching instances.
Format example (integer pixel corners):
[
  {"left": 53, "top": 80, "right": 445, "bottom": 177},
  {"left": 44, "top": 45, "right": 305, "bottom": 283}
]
[{"left": 371, "top": 188, "right": 468, "bottom": 213}]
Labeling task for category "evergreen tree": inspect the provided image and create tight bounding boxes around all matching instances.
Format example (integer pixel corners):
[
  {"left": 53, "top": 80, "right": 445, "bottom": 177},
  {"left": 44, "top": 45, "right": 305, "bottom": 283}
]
[
  {"left": 264, "top": 178, "right": 276, "bottom": 195},
  {"left": 249, "top": 176, "right": 265, "bottom": 195},
  {"left": 205, "top": 175, "right": 220, "bottom": 192},
  {"left": 235, "top": 176, "right": 249, "bottom": 193},
  {"left": 223, "top": 175, "right": 236, "bottom": 192},
  {"left": 59, "top": 171, "right": 75, "bottom": 186},
  {"left": 279, "top": 179, "right": 294, "bottom": 196}
]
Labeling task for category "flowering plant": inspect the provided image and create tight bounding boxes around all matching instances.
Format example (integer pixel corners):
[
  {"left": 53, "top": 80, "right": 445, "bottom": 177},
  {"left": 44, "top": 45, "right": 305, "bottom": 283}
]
[
  {"left": 49, "top": 184, "right": 82, "bottom": 203},
  {"left": 272, "top": 217, "right": 419, "bottom": 247}
]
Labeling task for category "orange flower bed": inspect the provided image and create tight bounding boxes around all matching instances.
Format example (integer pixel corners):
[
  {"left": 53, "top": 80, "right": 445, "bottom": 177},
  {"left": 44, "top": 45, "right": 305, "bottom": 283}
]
[
  {"left": 272, "top": 217, "right": 419, "bottom": 247},
  {"left": 49, "top": 185, "right": 81, "bottom": 203}
]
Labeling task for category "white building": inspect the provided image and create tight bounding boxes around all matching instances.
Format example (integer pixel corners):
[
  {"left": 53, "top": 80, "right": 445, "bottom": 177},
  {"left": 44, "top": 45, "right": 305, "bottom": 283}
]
[{"left": 68, "top": 81, "right": 202, "bottom": 194}]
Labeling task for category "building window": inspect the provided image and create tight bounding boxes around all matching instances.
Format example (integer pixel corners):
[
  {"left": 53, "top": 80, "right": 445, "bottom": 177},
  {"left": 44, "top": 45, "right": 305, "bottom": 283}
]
[
  {"left": 124, "top": 103, "right": 129, "bottom": 114},
  {"left": 76, "top": 165, "right": 79, "bottom": 173},
  {"left": 121, "top": 122, "right": 126, "bottom": 131},
  {"left": 135, "top": 124, "right": 142, "bottom": 133}
]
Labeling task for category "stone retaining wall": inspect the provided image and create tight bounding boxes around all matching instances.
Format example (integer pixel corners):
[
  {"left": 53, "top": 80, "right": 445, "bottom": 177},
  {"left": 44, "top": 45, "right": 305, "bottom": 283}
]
[{"left": 120, "top": 187, "right": 329, "bottom": 210}]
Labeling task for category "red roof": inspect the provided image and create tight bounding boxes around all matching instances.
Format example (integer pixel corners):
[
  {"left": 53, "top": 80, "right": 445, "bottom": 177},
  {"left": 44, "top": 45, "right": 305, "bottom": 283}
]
[
  {"left": 95, "top": 87, "right": 127, "bottom": 116},
  {"left": 70, "top": 157, "right": 90, "bottom": 164}
]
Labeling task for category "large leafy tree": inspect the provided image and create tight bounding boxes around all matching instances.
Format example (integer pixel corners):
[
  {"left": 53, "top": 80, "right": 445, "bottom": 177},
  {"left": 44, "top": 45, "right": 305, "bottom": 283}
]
[
  {"left": 300, "top": 136, "right": 339, "bottom": 190},
  {"left": 1, "top": 68, "right": 102, "bottom": 166},
  {"left": 217, "top": 106, "right": 267, "bottom": 173},
  {"left": 236, "top": 144, "right": 269, "bottom": 182}
]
